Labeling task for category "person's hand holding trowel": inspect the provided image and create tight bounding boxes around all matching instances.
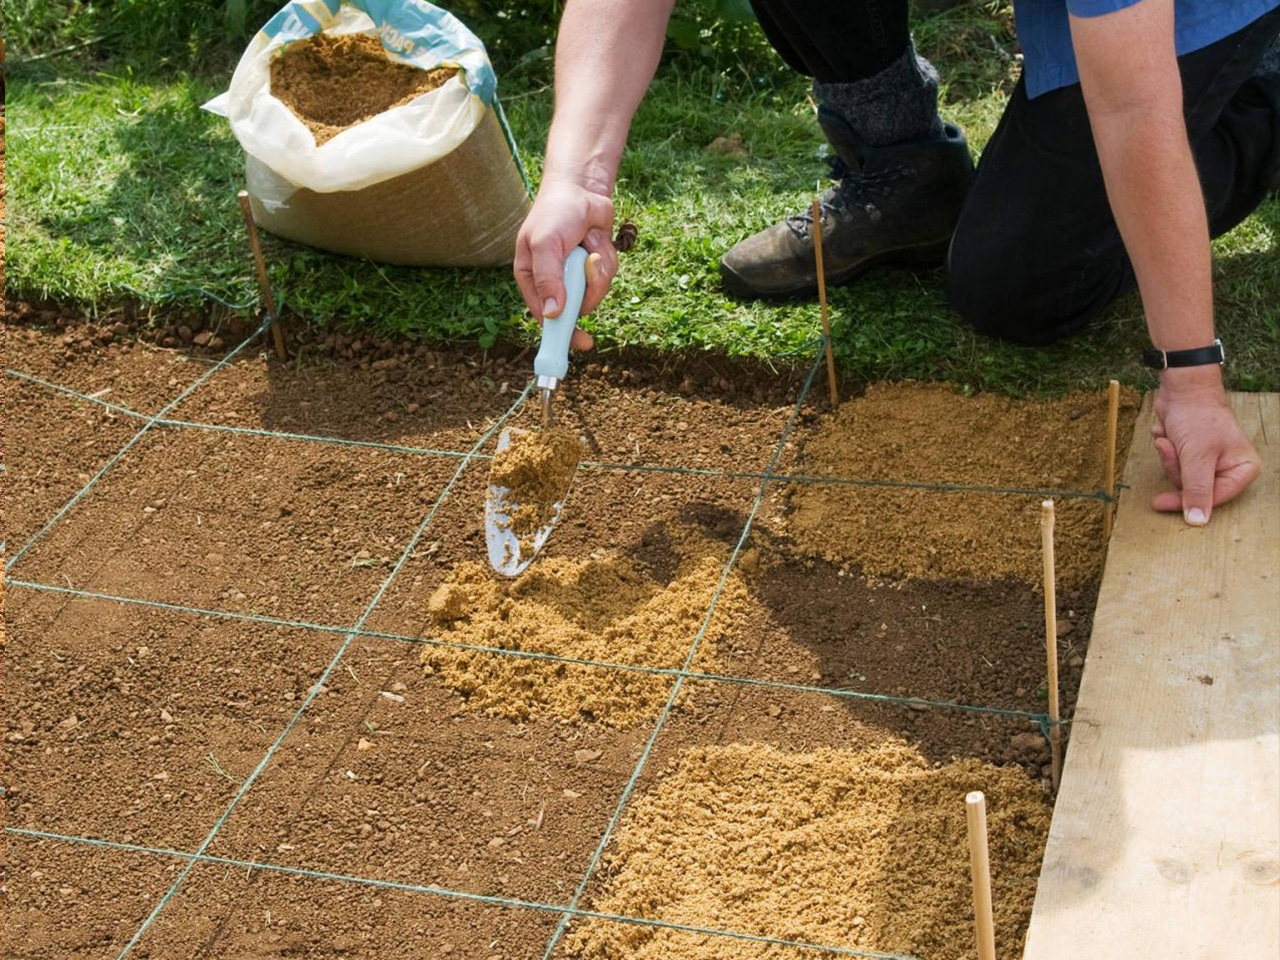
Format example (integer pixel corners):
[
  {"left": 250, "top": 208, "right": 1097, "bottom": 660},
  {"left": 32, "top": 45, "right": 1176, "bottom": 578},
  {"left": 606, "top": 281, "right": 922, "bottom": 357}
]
[
  {"left": 512, "top": 0, "right": 672, "bottom": 350},
  {"left": 514, "top": 177, "right": 617, "bottom": 353}
]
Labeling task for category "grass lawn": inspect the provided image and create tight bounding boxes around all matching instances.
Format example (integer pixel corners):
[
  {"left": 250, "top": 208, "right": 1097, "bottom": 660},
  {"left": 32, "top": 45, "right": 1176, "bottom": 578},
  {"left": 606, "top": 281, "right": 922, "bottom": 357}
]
[{"left": 5, "top": 3, "right": 1278, "bottom": 395}]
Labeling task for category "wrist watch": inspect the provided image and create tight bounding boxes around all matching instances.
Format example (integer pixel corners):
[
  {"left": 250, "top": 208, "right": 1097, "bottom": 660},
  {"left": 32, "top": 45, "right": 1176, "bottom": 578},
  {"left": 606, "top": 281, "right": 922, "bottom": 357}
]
[{"left": 1141, "top": 339, "right": 1225, "bottom": 370}]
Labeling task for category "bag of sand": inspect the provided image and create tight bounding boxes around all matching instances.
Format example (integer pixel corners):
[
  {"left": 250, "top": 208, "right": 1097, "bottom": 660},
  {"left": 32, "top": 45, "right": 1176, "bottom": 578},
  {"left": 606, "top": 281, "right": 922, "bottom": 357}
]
[{"left": 204, "top": 0, "right": 530, "bottom": 267}]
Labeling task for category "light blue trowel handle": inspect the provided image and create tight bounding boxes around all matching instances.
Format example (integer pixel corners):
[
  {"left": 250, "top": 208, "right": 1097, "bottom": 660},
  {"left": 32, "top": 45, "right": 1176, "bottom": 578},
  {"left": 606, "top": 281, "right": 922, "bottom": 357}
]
[{"left": 534, "top": 246, "right": 589, "bottom": 384}]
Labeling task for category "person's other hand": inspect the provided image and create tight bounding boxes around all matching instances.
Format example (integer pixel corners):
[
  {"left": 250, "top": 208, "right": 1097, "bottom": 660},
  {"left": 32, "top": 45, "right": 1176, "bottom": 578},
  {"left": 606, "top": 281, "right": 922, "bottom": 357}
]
[
  {"left": 1150, "top": 367, "right": 1261, "bottom": 525},
  {"left": 514, "top": 178, "right": 620, "bottom": 352}
]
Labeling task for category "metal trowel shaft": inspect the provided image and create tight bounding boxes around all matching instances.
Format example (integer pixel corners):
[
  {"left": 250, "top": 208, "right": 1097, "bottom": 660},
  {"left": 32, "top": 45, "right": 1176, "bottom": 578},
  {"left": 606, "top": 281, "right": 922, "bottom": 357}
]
[{"left": 540, "top": 386, "right": 555, "bottom": 427}]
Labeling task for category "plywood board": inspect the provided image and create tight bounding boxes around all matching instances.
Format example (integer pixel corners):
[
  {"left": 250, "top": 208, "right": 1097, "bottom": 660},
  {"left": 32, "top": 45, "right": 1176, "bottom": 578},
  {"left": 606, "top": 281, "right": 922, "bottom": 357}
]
[{"left": 1023, "top": 393, "right": 1280, "bottom": 960}]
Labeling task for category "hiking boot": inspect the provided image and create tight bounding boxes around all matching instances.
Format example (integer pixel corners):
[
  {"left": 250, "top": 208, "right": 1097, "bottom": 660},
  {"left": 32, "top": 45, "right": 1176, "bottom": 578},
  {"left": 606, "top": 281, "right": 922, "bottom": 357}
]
[{"left": 719, "top": 109, "right": 975, "bottom": 300}]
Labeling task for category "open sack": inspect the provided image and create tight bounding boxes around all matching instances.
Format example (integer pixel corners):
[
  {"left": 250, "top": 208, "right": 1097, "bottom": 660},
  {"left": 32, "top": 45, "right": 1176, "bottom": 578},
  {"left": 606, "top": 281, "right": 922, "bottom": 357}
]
[{"left": 205, "top": 0, "right": 531, "bottom": 267}]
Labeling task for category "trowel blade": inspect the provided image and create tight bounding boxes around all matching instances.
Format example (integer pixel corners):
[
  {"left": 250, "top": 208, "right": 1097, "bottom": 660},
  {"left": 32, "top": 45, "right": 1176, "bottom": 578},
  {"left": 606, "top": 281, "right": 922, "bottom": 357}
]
[{"left": 484, "top": 427, "right": 580, "bottom": 577}]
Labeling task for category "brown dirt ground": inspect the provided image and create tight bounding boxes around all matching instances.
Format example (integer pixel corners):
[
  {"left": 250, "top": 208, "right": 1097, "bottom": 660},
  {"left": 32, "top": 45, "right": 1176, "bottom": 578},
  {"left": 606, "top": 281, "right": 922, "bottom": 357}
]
[
  {"left": 3, "top": 66, "right": 9, "bottom": 932},
  {"left": 779, "top": 381, "right": 1141, "bottom": 589},
  {"left": 4, "top": 311, "right": 1141, "bottom": 958}
]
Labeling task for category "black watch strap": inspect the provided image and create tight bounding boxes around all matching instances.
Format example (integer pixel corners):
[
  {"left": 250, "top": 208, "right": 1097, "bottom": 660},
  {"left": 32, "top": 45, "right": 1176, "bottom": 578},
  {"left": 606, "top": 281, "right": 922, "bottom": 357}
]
[{"left": 1142, "top": 339, "right": 1225, "bottom": 370}]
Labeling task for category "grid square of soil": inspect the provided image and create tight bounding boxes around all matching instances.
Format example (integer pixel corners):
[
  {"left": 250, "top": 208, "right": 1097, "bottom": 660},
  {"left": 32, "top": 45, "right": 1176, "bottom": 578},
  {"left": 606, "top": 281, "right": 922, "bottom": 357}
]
[
  {"left": 688, "top": 523, "right": 1095, "bottom": 720},
  {"left": 7, "top": 322, "right": 222, "bottom": 414},
  {"left": 6, "top": 835, "right": 185, "bottom": 959},
  {"left": 551, "top": 680, "right": 1051, "bottom": 960},
  {"left": 767, "top": 381, "right": 1141, "bottom": 588},
  {"left": 9, "top": 425, "right": 460, "bottom": 625},
  {"left": 128, "top": 862, "right": 562, "bottom": 959},
  {"left": 200, "top": 636, "right": 654, "bottom": 907},
  {"left": 6, "top": 378, "right": 146, "bottom": 552},
  {"left": 4, "top": 590, "right": 344, "bottom": 850},
  {"left": 161, "top": 348, "right": 520, "bottom": 454},
  {"left": 367, "top": 461, "right": 759, "bottom": 623},
  {"left": 509, "top": 359, "right": 796, "bottom": 473}
]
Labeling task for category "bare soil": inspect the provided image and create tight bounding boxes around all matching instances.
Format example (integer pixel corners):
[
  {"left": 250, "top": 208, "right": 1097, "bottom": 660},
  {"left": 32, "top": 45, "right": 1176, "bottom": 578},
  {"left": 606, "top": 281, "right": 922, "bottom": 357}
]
[
  {"left": 4, "top": 311, "right": 1137, "bottom": 959},
  {"left": 2, "top": 77, "right": 10, "bottom": 936}
]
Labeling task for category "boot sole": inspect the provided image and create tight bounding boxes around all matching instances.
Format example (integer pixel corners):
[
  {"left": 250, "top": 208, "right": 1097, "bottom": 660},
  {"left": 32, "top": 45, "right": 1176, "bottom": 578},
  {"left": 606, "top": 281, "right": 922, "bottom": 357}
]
[{"left": 720, "top": 238, "right": 951, "bottom": 301}]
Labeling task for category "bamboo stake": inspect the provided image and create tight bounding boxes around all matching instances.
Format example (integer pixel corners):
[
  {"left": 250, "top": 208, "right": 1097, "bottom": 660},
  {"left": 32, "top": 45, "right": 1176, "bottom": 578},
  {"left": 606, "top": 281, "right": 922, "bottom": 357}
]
[
  {"left": 1102, "top": 378, "right": 1121, "bottom": 540},
  {"left": 237, "top": 190, "right": 288, "bottom": 361},
  {"left": 965, "top": 791, "right": 998, "bottom": 960},
  {"left": 810, "top": 198, "right": 839, "bottom": 411},
  {"left": 1041, "top": 499, "right": 1063, "bottom": 791}
]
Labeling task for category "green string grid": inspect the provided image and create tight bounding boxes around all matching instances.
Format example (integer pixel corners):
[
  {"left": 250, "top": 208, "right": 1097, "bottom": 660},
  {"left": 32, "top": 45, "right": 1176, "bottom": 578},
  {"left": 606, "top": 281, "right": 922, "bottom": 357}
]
[
  {"left": 5, "top": 343, "right": 935, "bottom": 960},
  {"left": 107, "top": 376, "right": 536, "bottom": 958},
  {"left": 7, "top": 828, "right": 921, "bottom": 960},
  {"left": 5, "top": 367, "right": 1119, "bottom": 506},
  {"left": 4, "top": 325, "right": 1077, "bottom": 959},
  {"left": 5, "top": 577, "right": 1055, "bottom": 731}
]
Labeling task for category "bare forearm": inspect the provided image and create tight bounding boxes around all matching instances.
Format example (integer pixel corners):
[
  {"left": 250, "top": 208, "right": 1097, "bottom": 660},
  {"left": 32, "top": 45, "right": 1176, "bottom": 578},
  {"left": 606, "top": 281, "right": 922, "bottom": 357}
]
[
  {"left": 1071, "top": 0, "right": 1215, "bottom": 353},
  {"left": 1082, "top": 96, "right": 1215, "bottom": 353},
  {"left": 543, "top": 0, "right": 677, "bottom": 196},
  {"left": 1068, "top": 0, "right": 1261, "bottom": 522}
]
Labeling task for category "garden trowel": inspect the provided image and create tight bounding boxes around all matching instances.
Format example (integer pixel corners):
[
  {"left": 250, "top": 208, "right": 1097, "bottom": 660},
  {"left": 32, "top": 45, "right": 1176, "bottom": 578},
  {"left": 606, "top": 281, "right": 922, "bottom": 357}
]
[{"left": 485, "top": 246, "right": 589, "bottom": 577}]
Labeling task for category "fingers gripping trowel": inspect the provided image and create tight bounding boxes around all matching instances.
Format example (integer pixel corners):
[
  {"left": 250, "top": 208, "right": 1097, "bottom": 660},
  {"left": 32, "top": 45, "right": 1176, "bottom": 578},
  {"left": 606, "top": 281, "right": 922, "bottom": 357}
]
[{"left": 485, "top": 246, "right": 589, "bottom": 577}]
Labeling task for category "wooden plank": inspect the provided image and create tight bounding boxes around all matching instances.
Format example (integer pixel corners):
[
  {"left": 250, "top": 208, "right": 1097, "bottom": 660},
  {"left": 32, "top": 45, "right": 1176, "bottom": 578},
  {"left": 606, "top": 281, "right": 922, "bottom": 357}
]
[{"left": 1024, "top": 392, "right": 1280, "bottom": 960}]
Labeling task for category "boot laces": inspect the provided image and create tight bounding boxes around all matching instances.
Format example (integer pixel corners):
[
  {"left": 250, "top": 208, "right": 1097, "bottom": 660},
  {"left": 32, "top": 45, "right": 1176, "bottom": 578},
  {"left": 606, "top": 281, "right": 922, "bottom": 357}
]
[{"left": 785, "top": 156, "right": 906, "bottom": 239}]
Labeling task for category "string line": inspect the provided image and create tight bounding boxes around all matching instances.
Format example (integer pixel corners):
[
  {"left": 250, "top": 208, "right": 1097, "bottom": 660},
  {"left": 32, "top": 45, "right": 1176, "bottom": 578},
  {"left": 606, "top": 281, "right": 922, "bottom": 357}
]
[
  {"left": 113, "top": 382, "right": 534, "bottom": 958},
  {"left": 6, "top": 578, "right": 1054, "bottom": 726},
  {"left": 6, "top": 367, "right": 1120, "bottom": 504},
  {"left": 8, "top": 827, "right": 921, "bottom": 960}
]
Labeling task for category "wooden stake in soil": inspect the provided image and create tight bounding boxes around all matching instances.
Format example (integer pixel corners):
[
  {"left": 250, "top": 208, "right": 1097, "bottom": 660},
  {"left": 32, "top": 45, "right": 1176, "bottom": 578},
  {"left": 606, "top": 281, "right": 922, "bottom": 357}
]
[
  {"left": 965, "top": 790, "right": 998, "bottom": 960},
  {"left": 1102, "top": 378, "right": 1121, "bottom": 541},
  {"left": 810, "top": 198, "right": 839, "bottom": 411},
  {"left": 237, "top": 190, "right": 288, "bottom": 361},
  {"left": 1041, "top": 499, "right": 1063, "bottom": 791}
]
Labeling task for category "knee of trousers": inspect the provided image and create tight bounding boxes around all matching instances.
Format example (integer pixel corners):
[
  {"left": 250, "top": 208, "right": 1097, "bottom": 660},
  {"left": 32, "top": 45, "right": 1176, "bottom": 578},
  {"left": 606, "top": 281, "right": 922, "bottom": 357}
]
[
  {"left": 944, "top": 230, "right": 1116, "bottom": 347},
  {"left": 945, "top": 241, "right": 1056, "bottom": 346}
]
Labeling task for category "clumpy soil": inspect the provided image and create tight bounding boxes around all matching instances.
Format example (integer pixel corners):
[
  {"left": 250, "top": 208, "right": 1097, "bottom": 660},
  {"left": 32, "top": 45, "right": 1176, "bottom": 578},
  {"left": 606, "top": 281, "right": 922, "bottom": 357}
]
[
  {"left": 5, "top": 312, "right": 1140, "bottom": 958},
  {"left": 489, "top": 425, "right": 583, "bottom": 537},
  {"left": 565, "top": 742, "right": 1048, "bottom": 960},
  {"left": 271, "top": 32, "right": 458, "bottom": 145},
  {"left": 783, "top": 382, "right": 1141, "bottom": 588},
  {"left": 423, "top": 508, "right": 749, "bottom": 726}
]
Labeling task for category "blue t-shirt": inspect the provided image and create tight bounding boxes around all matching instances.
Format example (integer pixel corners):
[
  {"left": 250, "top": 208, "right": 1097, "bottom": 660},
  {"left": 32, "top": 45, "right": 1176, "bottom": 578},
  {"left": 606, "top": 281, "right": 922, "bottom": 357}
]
[{"left": 1016, "top": 0, "right": 1280, "bottom": 97}]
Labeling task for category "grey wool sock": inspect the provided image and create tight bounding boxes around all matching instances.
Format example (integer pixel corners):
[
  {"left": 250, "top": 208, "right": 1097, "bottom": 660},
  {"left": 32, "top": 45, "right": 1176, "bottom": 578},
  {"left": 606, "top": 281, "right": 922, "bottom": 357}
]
[{"left": 813, "top": 42, "right": 945, "bottom": 147}]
